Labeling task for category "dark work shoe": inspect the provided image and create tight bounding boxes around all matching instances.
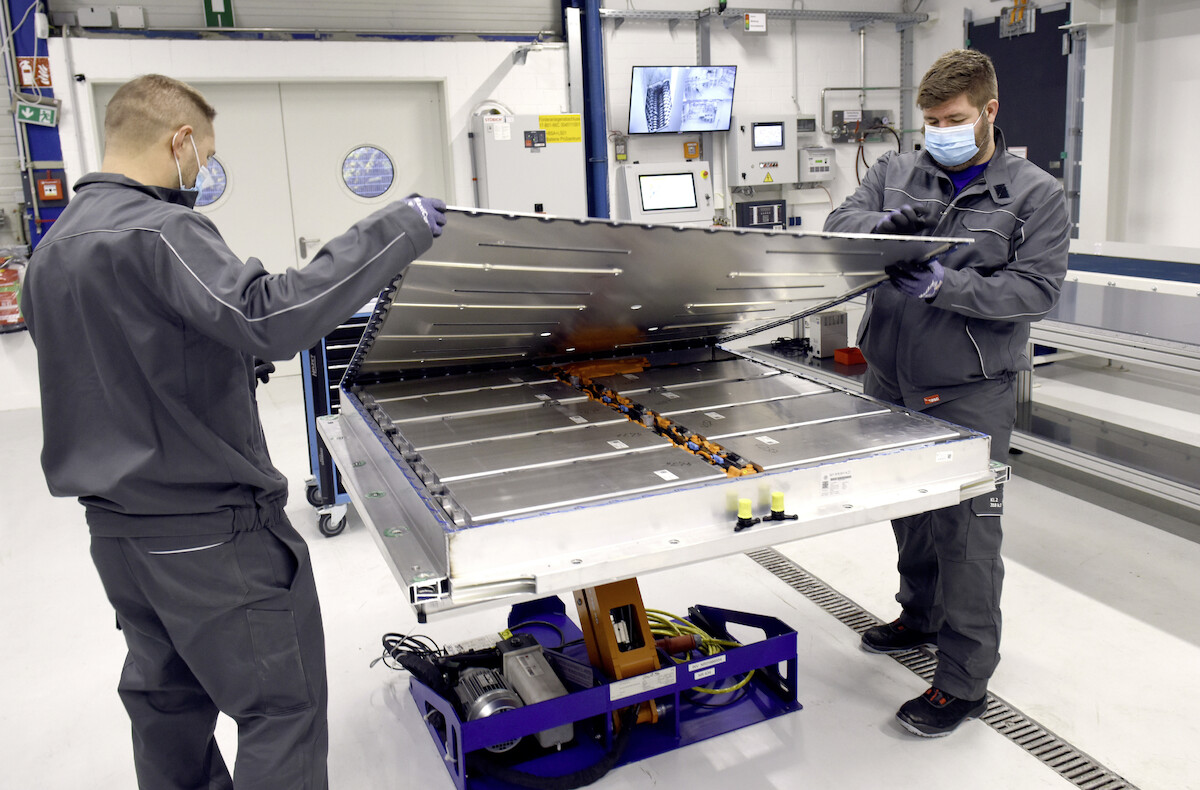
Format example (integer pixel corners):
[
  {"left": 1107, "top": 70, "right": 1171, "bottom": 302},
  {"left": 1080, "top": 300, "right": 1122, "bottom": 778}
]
[
  {"left": 860, "top": 619, "right": 937, "bottom": 654},
  {"left": 896, "top": 687, "right": 989, "bottom": 738}
]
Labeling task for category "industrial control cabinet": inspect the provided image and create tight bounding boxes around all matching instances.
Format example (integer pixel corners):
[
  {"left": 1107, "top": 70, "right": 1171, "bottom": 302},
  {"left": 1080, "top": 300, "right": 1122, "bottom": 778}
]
[{"left": 470, "top": 113, "right": 588, "bottom": 216}]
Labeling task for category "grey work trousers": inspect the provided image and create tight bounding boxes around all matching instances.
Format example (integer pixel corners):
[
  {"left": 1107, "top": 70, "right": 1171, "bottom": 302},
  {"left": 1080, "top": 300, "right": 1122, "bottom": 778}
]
[
  {"left": 90, "top": 512, "right": 328, "bottom": 790},
  {"left": 865, "top": 371, "right": 1014, "bottom": 701}
]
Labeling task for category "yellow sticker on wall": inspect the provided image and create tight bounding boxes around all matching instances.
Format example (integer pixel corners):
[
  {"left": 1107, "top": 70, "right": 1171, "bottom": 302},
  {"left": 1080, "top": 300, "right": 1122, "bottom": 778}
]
[{"left": 539, "top": 114, "right": 583, "bottom": 143}]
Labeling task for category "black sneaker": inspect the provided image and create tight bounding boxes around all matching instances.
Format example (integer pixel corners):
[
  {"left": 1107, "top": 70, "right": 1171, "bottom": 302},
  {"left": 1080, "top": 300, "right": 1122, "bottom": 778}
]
[
  {"left": 896, "top": 687, "right": 988, "bottom": 737},
  {"left": 860, "top": 619, "right": 937, "bottom": 654}
]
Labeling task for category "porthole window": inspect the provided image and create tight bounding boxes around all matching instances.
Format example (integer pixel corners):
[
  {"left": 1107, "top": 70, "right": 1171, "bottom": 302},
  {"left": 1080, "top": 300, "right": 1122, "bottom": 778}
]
[
  {"left": 195, "top": 157, "right": 228, "bottom": 207},
  {"left": 342, "top": 145, "right": 395, "bottom": 198}
]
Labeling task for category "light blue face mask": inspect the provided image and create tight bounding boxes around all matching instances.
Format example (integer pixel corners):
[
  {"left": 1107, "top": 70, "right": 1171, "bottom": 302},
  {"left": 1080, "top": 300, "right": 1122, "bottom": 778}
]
[
  {"left": 173, "top": 132, "right": 214, "bottom": 193},
  {"left": 923, "top": 110, "right": 984, "bottom": 167}
]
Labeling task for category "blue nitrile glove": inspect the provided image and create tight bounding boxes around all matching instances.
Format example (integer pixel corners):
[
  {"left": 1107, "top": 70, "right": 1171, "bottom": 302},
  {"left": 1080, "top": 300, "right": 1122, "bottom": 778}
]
[
  {"left": 403, "top": 195, "right": 448, "bottom": 238},
  {"left": 873, "top": 203, "right": 937, "bottom": 235},
  {"left": 885, "top": 258, "right": 945, "bottom": 301}
]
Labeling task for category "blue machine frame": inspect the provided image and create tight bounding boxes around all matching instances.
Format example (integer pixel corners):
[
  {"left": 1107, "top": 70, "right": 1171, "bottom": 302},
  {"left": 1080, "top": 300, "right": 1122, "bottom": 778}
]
[
  {"left": 408, "top": 598, "right": 800, "bottom": 790},
  {"left": 300, "top": 309, "right": 372, "bottom": 535}
]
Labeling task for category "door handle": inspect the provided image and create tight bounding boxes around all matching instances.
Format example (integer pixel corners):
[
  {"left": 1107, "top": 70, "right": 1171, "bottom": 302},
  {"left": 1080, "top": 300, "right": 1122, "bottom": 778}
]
[{"left": 299, "top": 236, "right": 321, "bottom": 258}]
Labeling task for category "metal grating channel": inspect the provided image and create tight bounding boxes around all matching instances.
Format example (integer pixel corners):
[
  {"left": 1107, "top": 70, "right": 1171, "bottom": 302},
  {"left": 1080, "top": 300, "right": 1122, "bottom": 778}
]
[{"left": 746, "top": 547, "right": 1138, "bottom": 790}]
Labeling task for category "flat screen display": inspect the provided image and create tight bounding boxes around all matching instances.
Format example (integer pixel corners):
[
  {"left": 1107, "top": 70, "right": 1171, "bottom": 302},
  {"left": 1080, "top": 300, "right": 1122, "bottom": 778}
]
[
  {"left": 639, "top": 173, "right": 699, "bottom": 212},
  {"left": 628, "top": 65, "right": 737, "bottom": 134},
  {"left": 752, "top": 121, "right": 785, "bottom": 150}
]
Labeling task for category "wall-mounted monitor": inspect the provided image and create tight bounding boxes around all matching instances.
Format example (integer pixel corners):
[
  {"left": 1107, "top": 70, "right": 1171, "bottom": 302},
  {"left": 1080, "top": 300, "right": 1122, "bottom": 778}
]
[
  {"left": 751, "top": 121, "right": 785, "bottom": 150},
  {"left": 614, "top": 162, "right": 714, "bottom": 225},
  {"left": 639, "top": 172, "right": 699, "bottom": 212},
  {"left": 628, "top": 65, "right": 737, "bottom": 134}
]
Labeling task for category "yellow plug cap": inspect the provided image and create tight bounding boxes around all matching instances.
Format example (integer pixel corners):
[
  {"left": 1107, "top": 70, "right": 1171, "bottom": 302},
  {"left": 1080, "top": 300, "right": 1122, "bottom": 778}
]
[
  {"left": 771, "top": 491, "right": 784, "bottom": 512},
  {"left": 737, "top": 498, "right": 753, "bottom": 519}
]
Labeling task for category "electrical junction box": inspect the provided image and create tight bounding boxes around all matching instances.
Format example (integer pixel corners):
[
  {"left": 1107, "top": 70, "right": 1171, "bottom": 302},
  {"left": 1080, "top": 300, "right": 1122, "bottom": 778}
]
[
  {"left": 796, "top": 115, "right": 818, "bottom": 138},
  {"left": 800, "top": 147, "right": 836, "bottom": 182},
  {"left": 734, "top": 199, "right": 786, "bottom": 230},
  {"left": 727, "top": 115, "right": 799, "bottom": 186},
  {"left": 803, "top": 310, "right": 848, "bottom": 358},
  {"left": 830, "top": 109, "right": 895, "bottom": 144},
  {"left": 471, "top": 114, "right": 588, "bottom": 217},
  {"left": 76, "top": 6, "right": 113, "bottom": 27}
]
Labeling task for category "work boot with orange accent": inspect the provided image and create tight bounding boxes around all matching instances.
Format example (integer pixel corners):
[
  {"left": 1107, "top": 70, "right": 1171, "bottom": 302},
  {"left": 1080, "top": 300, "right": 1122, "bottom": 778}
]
[
  {"left": 860, "top": 619, "right": 937, "bottom": 654},
  {"left": 896, "top": 687, "right": 988, "bottom": 737}
]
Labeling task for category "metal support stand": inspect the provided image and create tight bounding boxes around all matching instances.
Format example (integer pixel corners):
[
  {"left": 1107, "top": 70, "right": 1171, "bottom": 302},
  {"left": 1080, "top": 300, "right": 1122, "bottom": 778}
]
[{"left": 408, "top": 591, "right": 800, "bottom": 790}]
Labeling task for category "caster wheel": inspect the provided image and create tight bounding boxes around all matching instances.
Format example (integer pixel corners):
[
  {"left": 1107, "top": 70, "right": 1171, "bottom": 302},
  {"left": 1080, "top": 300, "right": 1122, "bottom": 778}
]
[
  {"left": 305, "top": 483, "right": 323, "bottom": 508},
  {"left": 318, "top": 513, "right": 347, "bottom": 537}
]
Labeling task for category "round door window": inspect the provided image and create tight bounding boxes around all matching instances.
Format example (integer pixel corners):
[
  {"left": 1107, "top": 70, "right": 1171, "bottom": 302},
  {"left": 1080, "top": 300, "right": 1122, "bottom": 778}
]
[
  {"left": 342, "top": 145, "right": 395, "bottom": 198},
  {"left": 195, "top": 157, "right": 228, "bottom": 207}
]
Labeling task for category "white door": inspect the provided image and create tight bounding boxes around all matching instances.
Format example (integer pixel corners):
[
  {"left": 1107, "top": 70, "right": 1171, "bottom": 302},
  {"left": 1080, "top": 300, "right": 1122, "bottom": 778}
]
[
  {"left": 278, "top": 82, "right": 450, "bottom": 266},
  {"left": 92, "top": 81, "right": 450, "bottom": 374}
]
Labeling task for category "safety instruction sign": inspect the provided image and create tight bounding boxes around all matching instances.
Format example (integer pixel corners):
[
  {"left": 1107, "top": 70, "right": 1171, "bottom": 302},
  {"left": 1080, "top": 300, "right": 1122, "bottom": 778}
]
[
  {"left": 14, "top": 98, "right": 58, "bottom": 128},
  {"left": 204, "top": 0, "right": 235, "bottom": 27},
  {"left": 16, "top": 56, "right": 51, "bottom": 88},
  {"left": 538, "top": 114, "right": 583, "bottom": 144}
]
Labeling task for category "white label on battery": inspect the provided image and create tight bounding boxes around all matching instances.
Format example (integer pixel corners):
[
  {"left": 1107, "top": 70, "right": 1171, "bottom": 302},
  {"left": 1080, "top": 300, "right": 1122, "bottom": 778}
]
[
  {"left": 689, "top": 655, "right": 726, "bottom": 671},
  {"left": 756, "top": 435, "right": 779, "bottom": 445},
  {"left": 608, "top": 440, "right": 629, "bottom": 450},
  {"left": 534, "top": 393, "right": 551, "bottom": 401},
  {"left": 936, "top": 451, "right": 953, "bottom": 462},
  {"left": 844, "top": 109, "right": 863, "bottom": 122},
  {"left": 568, "top": 416, "right": 588, "bottom": 424},
  {"left": 654, "top": 469, "right": 679, "bottom": 481},
  {"left": 623, "top": 373, "right": 639, "bottom": 380},
  {"left": 609, "top": 667, "right": 676, "bottom": 702},
  {"left": 509, "top": 376, "right": 523, "bottom": 383},
  {"left": 704, "top": 412, "right": 725, "bottom": 420},
  {"left": 661, "top": 391, "right": 681, "bottom": 399},
  {"left": 821, "top": 471, "right": 852, "bottom": 496},
  {"left": 694, "top": 667, "right": 717, "bottom": 681},
  {"left": 494, "top": 123, "right": 512, "bottom": 141}
]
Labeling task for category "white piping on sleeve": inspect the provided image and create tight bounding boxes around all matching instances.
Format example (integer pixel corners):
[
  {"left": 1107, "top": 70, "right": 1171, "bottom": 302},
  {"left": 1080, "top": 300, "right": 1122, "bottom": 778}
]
[
  {"left": 162, "top": 231, "right": 410, "bottom": 323},
  {"left": 884, "top": 186, "right": 948, "bottom": 207}
]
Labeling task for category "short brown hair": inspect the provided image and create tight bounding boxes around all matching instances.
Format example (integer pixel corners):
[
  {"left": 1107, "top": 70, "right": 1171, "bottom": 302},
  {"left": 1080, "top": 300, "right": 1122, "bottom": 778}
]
[
  {"left": 103, "top": 74, "right": 216, "bottom": 152},
  {"left": 917, "top": 49, "right": 998, "bottom": 111}
]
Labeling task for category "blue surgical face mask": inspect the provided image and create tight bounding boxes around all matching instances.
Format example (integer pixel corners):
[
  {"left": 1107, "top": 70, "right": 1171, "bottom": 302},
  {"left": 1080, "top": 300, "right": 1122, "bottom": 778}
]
[
  {"left": 173, "top": 131, "right": 214, "bottom": 193},
  {"left": 923, "top": 110, "right": 984, "bottom": 167}
]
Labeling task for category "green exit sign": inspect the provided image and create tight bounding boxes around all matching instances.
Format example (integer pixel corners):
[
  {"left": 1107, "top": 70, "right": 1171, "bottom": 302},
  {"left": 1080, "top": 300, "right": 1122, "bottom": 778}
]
[
  {"left": 14, "top": 99, "right": 57, "bottom": 127},
  {"left": 204, "top": 0, "right": 235, "bottom": 27}
]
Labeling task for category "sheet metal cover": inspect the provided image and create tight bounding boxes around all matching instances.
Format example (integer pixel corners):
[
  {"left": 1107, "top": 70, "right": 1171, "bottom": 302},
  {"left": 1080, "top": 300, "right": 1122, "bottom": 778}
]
[{"left": 348, "top": 209, "right": 968, "bottom": 375}]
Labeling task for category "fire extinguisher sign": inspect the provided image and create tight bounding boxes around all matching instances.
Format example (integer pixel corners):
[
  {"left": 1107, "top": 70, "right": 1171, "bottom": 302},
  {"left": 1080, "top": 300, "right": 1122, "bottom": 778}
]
[{"left": 16, "top": 56, "right": 52, "bottom": 89}]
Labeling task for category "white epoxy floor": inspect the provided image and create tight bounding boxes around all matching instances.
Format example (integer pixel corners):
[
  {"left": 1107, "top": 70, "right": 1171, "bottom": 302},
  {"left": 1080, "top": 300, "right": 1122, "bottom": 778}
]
[{"left": 2, "top": 374, "right": 1198, "bottom": 790}]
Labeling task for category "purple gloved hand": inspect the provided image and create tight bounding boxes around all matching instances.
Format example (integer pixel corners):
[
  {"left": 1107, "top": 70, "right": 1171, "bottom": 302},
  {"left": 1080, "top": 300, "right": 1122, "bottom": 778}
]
[
  {"left": 403, "top": 195, "right": 448, "bottom": 238},
  {"left": 885, "top": 258, "right": 945, "bottom": 301},
  {"left": 873, "top": 203, "right": 938, "bottom": 235}
]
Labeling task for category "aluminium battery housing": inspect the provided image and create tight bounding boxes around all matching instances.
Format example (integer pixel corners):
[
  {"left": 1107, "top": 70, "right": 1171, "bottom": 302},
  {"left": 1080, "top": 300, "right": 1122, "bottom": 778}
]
[{"left": 319, "top": 209, "right": 995, "bottom": 619}]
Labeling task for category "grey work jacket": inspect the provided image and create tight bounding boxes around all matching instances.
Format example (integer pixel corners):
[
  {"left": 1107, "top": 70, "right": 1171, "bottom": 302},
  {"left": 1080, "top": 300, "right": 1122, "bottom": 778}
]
[
  {"left": 24, "top": 173, "right": 433, "bottom": 536},
  {"left": 823, "top": 127, "right": 1070, "bottom": 410}
]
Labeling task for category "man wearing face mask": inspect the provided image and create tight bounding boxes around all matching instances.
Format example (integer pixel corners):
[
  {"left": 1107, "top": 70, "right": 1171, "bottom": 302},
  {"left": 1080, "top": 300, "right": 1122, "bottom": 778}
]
[
  {"left": 22, "top": 74, "right": 447, "bottom": 789},
  {"left": 824, "top": 50, "right": 1069, "bottom": 737}
]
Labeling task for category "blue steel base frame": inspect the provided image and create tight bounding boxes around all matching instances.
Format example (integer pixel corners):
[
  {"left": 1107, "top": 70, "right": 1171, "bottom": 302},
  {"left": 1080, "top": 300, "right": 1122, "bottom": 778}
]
[
  {"left": 300, "top": 311, "right": 371, "bottom": 531},
  {"left": 408, "top": 598, "right": 800, "bottom": 790}
]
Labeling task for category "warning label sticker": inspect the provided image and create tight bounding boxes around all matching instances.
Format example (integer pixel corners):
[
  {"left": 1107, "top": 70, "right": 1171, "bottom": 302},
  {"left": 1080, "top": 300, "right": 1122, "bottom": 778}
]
[{"left": 539, "top": 114, "right": 583, "bottom": 143}]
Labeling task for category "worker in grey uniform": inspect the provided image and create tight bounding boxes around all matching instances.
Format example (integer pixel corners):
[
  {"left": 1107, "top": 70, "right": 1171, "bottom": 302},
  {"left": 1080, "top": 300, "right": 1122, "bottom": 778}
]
[
  {"left": 823, "top": 49, "right": 1069, "bottom": 737},
  {"left": 22, "top": 74, "right": 446, "bottom": 789}
]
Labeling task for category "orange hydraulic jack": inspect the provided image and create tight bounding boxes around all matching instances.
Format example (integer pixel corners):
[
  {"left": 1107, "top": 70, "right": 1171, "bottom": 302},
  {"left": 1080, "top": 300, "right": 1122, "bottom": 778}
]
[{"left": 574, "top": 578, "right": 661, "bottom": 725}]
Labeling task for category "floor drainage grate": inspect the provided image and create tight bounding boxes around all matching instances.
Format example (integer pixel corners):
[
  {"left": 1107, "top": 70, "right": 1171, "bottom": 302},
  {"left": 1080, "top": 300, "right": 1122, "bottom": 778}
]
[{"left": 746, "top": 547, "right": 1138, "bottom": 790}]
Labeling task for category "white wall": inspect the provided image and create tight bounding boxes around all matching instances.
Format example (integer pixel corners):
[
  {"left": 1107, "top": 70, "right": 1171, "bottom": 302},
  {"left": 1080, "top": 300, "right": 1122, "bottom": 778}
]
[
  {"left": 600, "top": 0, "right": 918, "bottom": 230},
  {"left": 46, "top": 36, "right": 572, "bottom": 209}
]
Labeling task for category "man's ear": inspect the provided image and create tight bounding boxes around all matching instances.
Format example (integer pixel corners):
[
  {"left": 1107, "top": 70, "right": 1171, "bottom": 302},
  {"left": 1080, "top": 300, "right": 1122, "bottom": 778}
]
[{"left": 170, "top": 124, "right": 194, "bottom": 154}]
